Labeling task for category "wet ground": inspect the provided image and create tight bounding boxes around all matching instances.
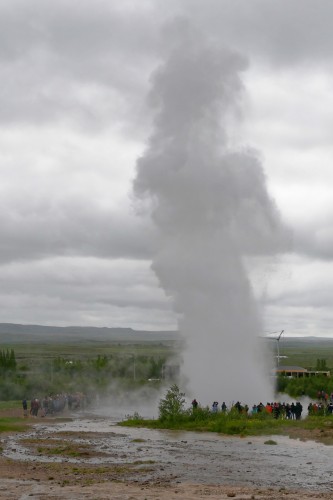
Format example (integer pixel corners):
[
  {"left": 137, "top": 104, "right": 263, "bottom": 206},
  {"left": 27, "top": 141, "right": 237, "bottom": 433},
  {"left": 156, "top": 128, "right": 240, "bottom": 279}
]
[{"left": 2, "top": 410, "right": 333, "bottom": 493}]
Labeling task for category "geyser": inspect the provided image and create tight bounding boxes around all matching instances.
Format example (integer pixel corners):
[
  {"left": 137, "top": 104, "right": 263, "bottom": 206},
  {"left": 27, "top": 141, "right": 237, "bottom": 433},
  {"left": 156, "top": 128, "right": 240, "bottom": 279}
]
[{"left": 133, "top": 24, "right": 287, "bottom": 405}]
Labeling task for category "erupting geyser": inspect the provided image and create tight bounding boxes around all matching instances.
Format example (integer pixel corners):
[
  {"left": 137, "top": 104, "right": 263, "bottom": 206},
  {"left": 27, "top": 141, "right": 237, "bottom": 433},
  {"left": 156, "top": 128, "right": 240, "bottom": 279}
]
[{"left": 134, "top": 23, "right": 288, "bottom": 405}]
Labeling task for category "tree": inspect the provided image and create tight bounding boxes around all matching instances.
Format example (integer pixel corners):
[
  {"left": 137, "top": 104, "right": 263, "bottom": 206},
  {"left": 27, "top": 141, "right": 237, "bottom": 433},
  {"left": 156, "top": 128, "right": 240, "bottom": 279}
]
[
  {"left": 158, "top": 384, "right": 186, "bottom": 421},
  {"left": 316, "top": 359, "right": 328, "bottom": 371},
  {"left": 0, "top": 348, "right": 16, "bottom": 371}
]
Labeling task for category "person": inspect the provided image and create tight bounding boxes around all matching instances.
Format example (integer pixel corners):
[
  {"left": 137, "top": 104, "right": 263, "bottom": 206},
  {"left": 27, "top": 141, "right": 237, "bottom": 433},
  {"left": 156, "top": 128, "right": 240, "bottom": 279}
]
[
  {"left": 22, "top": 399, "right": 28, "bottom": 418},
  {"left": 295, "top": 401, "right": 303, "bottom": 420},
  {"left": 191, "top": 399, "right": 198, "bottom": 410},
  {"left": 273, "top": 402, "right": 280, "bottom": 419},
  {"left": 234, "top": 401, "right": 243, "bottom": 413},
  {"left": 30, "top": 398, "right": 40, "bottom": 417},
  {"left": 285, "top": 403, "right": 292, "bottom": 419},
  {"left": 212, "top": 401, "right": 218, "bottom": 413},
  {"left": 265, "top": 402, "right": 272, "bottom": 414},
  {"left": 221, "top": 402, "right": 227, "bottom": 412}
]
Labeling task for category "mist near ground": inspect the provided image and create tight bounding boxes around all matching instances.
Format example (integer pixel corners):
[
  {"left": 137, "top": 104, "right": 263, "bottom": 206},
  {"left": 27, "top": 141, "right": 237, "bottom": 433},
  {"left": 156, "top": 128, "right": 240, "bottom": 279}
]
[
  {"left": 133, "top": 20, "right": 289, "bottom": 406},
  {"left": 92, "top": 383, "right": 162, "bottom": 420}
]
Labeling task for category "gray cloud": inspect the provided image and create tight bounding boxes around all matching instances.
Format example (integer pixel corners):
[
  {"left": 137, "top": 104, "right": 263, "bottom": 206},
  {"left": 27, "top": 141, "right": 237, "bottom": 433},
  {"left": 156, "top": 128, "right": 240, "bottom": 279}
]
[
  {"left": 167, "top": 0, "right": 333, "bottom": 67},
  {"left": 1, "top": 0, "right": 333, "bottom": 131},
  {"left": 0, "top": 256, "right": 176, "bottom": 329},
  {"left": 0, "top": 0, "right": 332, "bottom": 336},
  {"left": 0, "top": 198, "right": 153, "bottom": 264},
  {"left": 0, "top": 1, "right": 157, "bottom": 130},
  {"left": 294, "top": 223, "right": 333, "bottom": 261}
]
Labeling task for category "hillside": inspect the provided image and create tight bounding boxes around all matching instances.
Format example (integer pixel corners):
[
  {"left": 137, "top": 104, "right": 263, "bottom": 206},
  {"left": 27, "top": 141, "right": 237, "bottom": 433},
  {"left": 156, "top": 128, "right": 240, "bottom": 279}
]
[{"left": 0, "top": 323, "right": 179, "bottom": 344}]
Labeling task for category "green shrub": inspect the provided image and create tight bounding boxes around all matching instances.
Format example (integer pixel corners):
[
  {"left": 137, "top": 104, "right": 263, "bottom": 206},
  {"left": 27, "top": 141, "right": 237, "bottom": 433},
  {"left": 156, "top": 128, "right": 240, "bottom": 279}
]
[{"left": 158, "top": 384, "right": 186, "bottom": 421}]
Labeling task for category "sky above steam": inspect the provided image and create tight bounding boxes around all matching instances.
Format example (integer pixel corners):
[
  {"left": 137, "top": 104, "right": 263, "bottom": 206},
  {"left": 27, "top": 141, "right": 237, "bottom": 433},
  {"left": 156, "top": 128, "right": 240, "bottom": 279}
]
[{"left": 1, "top": 0, "right": 333, "bottom": 336}]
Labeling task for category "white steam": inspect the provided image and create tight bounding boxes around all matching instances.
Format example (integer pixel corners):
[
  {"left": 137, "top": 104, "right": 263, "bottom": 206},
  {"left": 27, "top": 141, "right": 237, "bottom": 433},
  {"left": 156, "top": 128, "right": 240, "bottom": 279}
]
[{"left": 133, "top": 22, "right": 288, "bottom": 406}]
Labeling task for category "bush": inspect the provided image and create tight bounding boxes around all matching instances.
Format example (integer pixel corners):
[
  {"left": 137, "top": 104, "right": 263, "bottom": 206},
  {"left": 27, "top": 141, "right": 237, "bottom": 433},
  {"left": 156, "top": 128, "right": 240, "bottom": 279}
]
[{"left": 158, "top": 384, "right": 186, "bottom": 421}]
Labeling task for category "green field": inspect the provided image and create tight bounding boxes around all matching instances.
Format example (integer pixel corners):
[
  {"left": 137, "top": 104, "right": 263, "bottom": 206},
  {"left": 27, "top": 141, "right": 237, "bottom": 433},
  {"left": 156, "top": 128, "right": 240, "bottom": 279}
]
[
  {"left": 0, "top": 340, "right": 175, "bottom": 361},
  {"left": 1, "top": 332, "right": 333, "bottom": 401},
  {"left": 0, "top": 339, "right": 179, "bottom": 400},
  {"left": 273, "top": 338, "right": 333, "bottom": 369},
  {"left": 6, "top": 336, "right": 333, "bottom": 370}
]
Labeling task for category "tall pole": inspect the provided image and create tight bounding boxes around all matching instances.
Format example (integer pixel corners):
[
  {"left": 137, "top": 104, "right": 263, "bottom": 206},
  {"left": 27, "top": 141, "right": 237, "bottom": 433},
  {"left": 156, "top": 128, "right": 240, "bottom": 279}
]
[{"left": 277, "top": 330, "right": 284, "bottom": 367}]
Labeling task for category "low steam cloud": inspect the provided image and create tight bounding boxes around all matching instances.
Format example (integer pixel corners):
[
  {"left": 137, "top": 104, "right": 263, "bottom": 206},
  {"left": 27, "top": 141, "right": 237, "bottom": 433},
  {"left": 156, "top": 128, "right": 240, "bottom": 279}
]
[{"left": 134, "top": 22, "right": 288, "bottom": 405}]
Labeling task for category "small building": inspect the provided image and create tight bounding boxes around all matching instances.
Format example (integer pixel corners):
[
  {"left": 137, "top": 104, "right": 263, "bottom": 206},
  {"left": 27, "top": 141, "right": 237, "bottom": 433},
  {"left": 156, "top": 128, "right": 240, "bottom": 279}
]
[{"left": 276, "top": 365, "right": 331, "bottom": 378}]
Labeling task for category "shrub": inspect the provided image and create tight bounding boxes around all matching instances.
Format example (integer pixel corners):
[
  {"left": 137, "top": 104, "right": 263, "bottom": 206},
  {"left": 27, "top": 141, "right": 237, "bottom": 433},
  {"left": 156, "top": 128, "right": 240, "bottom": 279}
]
[{"left": 158, "top": 384, "right": 186, "bottom": 421}]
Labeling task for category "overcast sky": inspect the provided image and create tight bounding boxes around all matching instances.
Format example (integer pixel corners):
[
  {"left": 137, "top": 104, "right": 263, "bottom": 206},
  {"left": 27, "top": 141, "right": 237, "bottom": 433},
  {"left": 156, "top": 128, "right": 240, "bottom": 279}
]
[{"left": 1, "top": 0, "right": 333, "bottom": 336}]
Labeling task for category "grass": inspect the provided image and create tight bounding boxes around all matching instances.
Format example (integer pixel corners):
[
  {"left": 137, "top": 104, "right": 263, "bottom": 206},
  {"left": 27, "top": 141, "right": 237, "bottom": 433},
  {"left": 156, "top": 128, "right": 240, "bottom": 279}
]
[
  {"left": 0, "top": 400, "right": 21, "bottom": 410},
  {"left": 1, "top": 337, "right": 332, "bottom": 373},
  {"left": 3, "top": 341, "right": 174, "bottom": 362},
  {"left": 37, "top": 444, "right": 91, "bottom": 457},
  {"left": 0, "top": 417, "right": 29, "bottom": 433},
  {"left": 0, "top": 401, "right": 29, "bottom": 434},
  {"left": 299, "top": 416, "right": 333, "bottom": 431},
  {"left": 22, "top": 437, "right": 101, "bottom": 458},
  {"left": 120, "top": 408, "right": 333, "bottom": 438}
]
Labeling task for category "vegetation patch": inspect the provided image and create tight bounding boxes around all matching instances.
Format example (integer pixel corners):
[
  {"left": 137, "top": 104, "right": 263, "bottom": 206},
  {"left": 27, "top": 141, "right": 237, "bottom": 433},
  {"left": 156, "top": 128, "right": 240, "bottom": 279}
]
[
  {"left": 0, "top": 401, "right": 21, "bottom": 411},
  {"left": 264, "top": 440, "right": 278, "bottom": 445},
  {"left": 0, "top": 343, "right": 172, "bottom": 400},
  {"left": 0, "top": 417, "right": 29, "bottom": 434},
  {"left": 133, "top": 460, "right": 155, "bottom": 465},
  {"left": 120, "top": 385, "right": 333, "bottom": 441},
  {"left": 21, "top": 438, "right": 107, "bottom": 458}
]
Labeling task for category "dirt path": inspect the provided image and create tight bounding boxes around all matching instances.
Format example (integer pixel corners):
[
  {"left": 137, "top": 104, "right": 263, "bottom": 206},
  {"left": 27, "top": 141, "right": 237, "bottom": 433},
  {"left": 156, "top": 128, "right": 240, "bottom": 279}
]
[{"left": 0, "top": 474, "right": 332, "bottom": 500}]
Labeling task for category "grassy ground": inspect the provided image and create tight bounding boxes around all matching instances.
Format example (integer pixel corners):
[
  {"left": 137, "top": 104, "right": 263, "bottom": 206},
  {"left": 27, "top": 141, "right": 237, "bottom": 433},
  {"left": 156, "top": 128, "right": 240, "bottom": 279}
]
[
  {"left": 2, "top": 399, "right": 333, "bottom": 447},
  {"left": 0, "top": 417, "right": 29, "bottom": 434},
  {"left": 269, "top": 338, "right": 333, "bottom": 370},
  {"left": 6, "top": 337, "right": 333, "bottom": 370},
  {"left": 2, "top": 341, "right": 175, "bottom": 363},
  {"left": 0, "top": 401, "right": 21, "bottom": 411},
  {"left": 120, "top": 409, "right": 333, "bottom": 441},
  {"left": 0, "top": 401, "right": 28, "bottom": 434}
]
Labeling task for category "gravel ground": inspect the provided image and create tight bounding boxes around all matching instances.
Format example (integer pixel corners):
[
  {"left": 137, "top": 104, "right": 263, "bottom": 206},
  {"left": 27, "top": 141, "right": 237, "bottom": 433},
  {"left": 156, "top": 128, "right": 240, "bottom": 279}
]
[{"left": 1, "top": 408, "right": 333, "bottom": 499}]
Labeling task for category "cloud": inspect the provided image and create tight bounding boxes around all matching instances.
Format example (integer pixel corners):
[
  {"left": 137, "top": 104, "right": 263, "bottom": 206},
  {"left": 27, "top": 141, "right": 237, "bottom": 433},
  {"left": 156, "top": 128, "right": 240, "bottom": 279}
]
[
  {"left": 0, "top": 0, "right": 158, "bottom": 131},
  {"left": 165, "top": 0, "right": 333, "bottom": 67},
  {"left": 0, "top": 0, "right": 332, "bottom": 337},
  {"left": 0, "top": 256, "right": 176, "bottom": 329},
  {"left": 0, "top": 199, "right": 153, "bottom": 264},
  {"left": 0, "top": 125, "right": 153, "bottom": 264},
  {"left": 256, "top": 254, "right": 333, "bottom": 336},
  {"left": 294, "top": 221, "right": 333, "bottom": 261}
]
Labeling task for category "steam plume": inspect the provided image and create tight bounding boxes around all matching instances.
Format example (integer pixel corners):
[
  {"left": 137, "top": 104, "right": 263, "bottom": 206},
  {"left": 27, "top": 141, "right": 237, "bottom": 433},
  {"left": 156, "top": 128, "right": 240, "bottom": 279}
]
[{"left": 134, "top": 23, "right": 287, "bottom": 404}]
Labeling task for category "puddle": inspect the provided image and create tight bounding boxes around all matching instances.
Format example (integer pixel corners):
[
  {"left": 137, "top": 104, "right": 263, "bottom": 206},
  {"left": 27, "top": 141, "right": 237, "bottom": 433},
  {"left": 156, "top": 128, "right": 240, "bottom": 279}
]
[{"left": 2, "top": 412, "right": 333, "bottom": 491}]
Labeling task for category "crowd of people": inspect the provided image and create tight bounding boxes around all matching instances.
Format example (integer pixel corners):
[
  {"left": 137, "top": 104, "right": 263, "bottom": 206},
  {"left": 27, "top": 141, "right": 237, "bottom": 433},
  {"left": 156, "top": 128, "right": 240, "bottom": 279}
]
[
  {"left": 192, "top": 399, "right": 304, "bottom": 419},
  {"left": 22, "top": 392, "right": 87, "bottom": 417},
  {"left": 191, "top": 396, "right": 333, "bottom": 419},
  {"left": 308, "top": 401, "right": 333, "bottom": 416}
]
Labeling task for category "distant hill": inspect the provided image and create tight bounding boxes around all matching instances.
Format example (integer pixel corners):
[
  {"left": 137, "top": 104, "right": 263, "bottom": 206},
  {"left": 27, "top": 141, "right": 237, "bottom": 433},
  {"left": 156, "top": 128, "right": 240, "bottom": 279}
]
[
  {"left": 1, "top": 323, "right": 331, "bottom": 346},
  {"left": 267, "top": 336, "right": 333, "bottom": 347},
  {"left": 0, "top": 323, "right": 179, "bottom": 344}
]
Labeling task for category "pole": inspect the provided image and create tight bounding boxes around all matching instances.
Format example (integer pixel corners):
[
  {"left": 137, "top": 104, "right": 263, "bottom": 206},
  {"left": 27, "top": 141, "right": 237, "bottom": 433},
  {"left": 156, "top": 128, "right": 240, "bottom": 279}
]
[
  {"left": 132, "top": 354, "right": 136, "bottom": 381},
  {"left": 277, "top": 330, "right": 284, "bottom": 367}
]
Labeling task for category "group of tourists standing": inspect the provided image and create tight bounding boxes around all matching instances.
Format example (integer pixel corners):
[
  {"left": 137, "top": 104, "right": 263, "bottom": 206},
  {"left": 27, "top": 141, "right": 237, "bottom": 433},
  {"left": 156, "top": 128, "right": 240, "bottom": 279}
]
[
  {"left": 191, "top": 398, "right": 304, "bottom": 419},
  {"left": 22, "top": 392, "right": 87, "bottom": 417}
]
